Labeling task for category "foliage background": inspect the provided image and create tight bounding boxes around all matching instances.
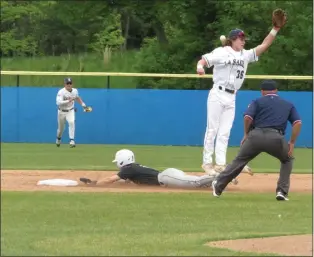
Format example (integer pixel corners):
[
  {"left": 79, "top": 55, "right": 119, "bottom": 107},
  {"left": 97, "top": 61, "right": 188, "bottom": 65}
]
[{"left": 1, "top": 0, "right": 312, "bottom": 90}]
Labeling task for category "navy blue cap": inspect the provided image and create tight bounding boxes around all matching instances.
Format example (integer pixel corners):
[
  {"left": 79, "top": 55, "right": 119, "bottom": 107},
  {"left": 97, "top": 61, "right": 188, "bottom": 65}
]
[
  {"left": 64, "top": 77, "right": 72, "bottom": 84},
  {"left": 228, "top": 29, "right": 246, "bottom": 39},
  {"left": 260, "top": 80, "right": 277, "bottom": 91}
]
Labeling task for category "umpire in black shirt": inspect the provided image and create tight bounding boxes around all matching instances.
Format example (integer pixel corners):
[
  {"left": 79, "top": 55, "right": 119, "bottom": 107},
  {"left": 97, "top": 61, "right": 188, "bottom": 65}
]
[{"left": 212, "top": 80, "right": 302, "bottom": 201}]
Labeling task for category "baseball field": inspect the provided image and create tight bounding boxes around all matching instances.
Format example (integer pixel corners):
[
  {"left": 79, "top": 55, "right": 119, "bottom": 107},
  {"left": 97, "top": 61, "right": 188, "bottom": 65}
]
[{"left": 1, "top": 143, "right": 313, "bottom": 256}]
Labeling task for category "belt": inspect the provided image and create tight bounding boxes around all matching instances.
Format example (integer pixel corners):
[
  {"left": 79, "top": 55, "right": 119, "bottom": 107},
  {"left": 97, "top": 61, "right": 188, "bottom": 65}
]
[
  {"left": 255, "top": 127, "right": 284, "bottom": 135},
  {"left": 59, "top": 107, "right": 74, "bottom": 112},
  {"left": 218, "top": 86, "right": 235, "bottom": 94}
]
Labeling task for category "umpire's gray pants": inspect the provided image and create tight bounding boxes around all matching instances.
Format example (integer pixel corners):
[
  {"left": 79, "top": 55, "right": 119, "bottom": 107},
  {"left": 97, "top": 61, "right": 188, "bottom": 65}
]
[
  {"left": 215, "top": 128, "right": 294, "bottom": 195},
  {"left": 158, "top": 168, "right": 216, "bottom": 188}
]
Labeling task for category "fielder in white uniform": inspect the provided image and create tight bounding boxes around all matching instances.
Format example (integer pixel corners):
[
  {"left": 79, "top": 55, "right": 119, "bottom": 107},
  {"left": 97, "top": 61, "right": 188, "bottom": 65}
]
[
  {"left": 197, "top": 27, "right": 283, "bottom": 175},
  {"left": 56, "top": 77, "right": 88, "bottom": 148}
]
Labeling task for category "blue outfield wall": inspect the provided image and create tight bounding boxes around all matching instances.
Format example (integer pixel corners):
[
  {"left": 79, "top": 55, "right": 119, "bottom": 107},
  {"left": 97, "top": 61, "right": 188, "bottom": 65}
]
[{"left": 1, "top": 87, "right": 312, "bottom": 147}]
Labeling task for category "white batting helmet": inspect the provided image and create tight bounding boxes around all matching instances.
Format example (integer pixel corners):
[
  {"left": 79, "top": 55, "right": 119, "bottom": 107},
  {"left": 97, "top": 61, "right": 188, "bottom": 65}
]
[{"left": 112, "top": 149, "right": 135, "bottom": 168}]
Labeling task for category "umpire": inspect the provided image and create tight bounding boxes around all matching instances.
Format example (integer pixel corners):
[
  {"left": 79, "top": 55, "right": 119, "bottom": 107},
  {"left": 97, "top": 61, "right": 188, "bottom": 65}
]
[{"left": 212, "top": 80, "right": 302, "bottom": 201}]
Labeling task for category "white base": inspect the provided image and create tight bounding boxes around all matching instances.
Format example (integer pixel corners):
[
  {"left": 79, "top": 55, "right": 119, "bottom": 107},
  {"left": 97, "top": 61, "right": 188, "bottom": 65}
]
[{"left": 37, "top": 179, "right": 78, "bottom": 186}]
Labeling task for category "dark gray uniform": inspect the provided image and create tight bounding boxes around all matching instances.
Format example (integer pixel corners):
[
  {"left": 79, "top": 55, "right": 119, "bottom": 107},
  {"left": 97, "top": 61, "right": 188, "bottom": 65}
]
[
  {"left": 213, "top": 80, "right": 302, "bottom": 199},
  {"left": 81, "top": 164, "right": 216, "bottom": 188},
  {"left": 119, "top": 164, "right": 215, "bottom": 188}
]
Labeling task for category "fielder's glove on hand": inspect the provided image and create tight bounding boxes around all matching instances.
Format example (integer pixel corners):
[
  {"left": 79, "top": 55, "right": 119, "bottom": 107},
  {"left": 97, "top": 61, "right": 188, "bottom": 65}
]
[
  {"left": 83, "top": 106, "right": 93, "bottom": 112},
  {"left": 272, "top": 8, "right": 287, "bottom": 28}
]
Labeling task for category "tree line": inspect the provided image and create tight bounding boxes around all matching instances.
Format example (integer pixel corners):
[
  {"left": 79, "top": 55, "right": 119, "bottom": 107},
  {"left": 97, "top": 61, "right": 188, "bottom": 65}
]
[{"left": 1, "top": 0, "right": 312, "bottom": 90}]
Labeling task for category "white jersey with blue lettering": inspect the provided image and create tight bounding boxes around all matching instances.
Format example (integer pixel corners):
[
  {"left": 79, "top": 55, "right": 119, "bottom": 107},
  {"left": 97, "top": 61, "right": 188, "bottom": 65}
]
[
  {"left": 201, "top": 45, "right": 259, "bottom": 169},
  {"left": 56, "top": 87, "right": 79, "bottom": 110},
  {"left": 202, "top": 46, "right": 258, "bottom": 91}
]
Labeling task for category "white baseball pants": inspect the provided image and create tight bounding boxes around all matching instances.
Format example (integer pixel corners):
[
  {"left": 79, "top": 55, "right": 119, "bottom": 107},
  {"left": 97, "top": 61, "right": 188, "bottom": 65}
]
[
  {"left": 203, "top": 87, "right": 236, "bottom": 166},
  {"left": 57, "top": 109, "right": 75, "bottom": 140}
]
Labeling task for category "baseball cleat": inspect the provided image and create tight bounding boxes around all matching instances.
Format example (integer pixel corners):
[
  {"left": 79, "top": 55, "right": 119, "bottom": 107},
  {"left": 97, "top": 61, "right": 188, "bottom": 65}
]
[
  {"left": 56, "top": 138, "right": 61, "bottom": 147},
  {"left": 242, "top": 165, "right": 254, "bottom": 176},
  {"left": 276, "top": 192, "right": 289, "bottom": 201},
  {"left": 214, "top": 164, "right": 226, "bottom": 173},
  {"left": 202, "top": 163, "right": 218, "bottom": 175},
  {"left": 69, "top": 140, "right": 76, "bottom": 148},
  {"left": 211, "top": 180, "right": 221, "bottom": 197},
  {"left": 231, "top": 178, "right": 239, "bottom": 185}
]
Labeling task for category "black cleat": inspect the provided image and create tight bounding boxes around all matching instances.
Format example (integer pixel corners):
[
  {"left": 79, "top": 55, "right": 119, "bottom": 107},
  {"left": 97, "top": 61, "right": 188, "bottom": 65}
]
[
  {"left": 212, "top": 180, "right": 222, "bottom": 197},
  {"left": 276, "top": 192, "right": 289, "bottom": 201}
]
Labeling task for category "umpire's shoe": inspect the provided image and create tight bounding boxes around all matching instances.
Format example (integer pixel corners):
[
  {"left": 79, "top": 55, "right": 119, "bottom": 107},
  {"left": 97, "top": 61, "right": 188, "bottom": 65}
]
[
  {"left": 212, "top": 180, "right": 222, "bottom": 197},
  {"left": 276, "top": 191, "right": 289, "bottom": 201}
]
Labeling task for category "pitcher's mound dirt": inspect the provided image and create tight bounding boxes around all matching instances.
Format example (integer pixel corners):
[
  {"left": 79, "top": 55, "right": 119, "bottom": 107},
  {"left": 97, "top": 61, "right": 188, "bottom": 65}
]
[{"left": 207, "top": 234, "right": 313, "bottom": 256}]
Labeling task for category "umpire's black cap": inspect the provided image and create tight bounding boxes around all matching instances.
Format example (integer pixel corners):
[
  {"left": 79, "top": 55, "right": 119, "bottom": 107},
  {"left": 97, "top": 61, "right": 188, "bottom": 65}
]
[
  {"left": 260, "top": 80, "right": 277, "bottom": 91},
  {"left": 64, "top": 77, "right": 72, "bottom": 84}
]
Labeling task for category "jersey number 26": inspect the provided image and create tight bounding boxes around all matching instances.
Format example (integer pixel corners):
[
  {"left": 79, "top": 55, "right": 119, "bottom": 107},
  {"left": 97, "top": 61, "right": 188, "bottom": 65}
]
[{"left": 236, "top": 70, "right": 244, "bottom": 79}]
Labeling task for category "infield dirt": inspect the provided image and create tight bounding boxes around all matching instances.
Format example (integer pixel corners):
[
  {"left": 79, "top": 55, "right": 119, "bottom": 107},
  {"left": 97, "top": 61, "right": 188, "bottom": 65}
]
[{"left": 1, "top": 170, "right": 312, "bottom": 256}]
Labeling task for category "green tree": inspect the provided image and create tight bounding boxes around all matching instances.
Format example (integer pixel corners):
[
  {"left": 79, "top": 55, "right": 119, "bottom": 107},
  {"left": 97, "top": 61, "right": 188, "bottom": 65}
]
[
  {"left": 132, "top": 0, "right": 312, "bottom": 90},
  {"left": 133, "top": 0, "right": 219, "bottom": 89},
  {"left": 0, "top": 1, "right": 312, "bottom": 90},
  {"left": 1, "top": 1, "right": 45, "bottom": 56}
]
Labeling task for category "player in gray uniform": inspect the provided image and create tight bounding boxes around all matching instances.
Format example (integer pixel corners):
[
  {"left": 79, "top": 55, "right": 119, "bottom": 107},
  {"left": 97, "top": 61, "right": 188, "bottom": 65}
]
[{"left": 80, "top": 149, "right": 219, "bottom": 188}]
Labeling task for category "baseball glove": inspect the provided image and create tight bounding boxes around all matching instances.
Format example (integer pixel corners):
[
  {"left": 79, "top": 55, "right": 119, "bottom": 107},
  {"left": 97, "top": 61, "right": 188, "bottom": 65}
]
[
  {"left": 83, "top": 106, "right": 93, "bottom": 112},
  {"left": 272, "top": 8, "right": 287, "bottom": 28}
]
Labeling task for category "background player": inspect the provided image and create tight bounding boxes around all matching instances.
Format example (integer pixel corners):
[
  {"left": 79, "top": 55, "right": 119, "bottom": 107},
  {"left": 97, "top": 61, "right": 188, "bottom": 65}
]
[
  {"left": 80, "top": 149, "right": 219, "bottom": 189},
  {"left": 196, "top": 9, "right": 287, "bottom": 175},
  {"left": 56, "top": 77, "right": 90, "bottom": 147}
]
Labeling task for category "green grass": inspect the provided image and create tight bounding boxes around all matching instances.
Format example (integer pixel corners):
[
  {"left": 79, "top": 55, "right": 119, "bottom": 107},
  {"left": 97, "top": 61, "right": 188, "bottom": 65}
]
[
  {"left": 1, "top": 143, "right": 312, "bottom": 173},
  {"left": 1, "top": 191, "right": 312, "bottom": 256},
  {"left": 1, "top": 51, "right": 138, "bottom": 88}
]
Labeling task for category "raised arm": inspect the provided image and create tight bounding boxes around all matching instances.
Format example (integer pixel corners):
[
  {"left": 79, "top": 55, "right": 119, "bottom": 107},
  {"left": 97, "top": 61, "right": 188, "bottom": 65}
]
[
  {"left": 255, "top": 27, "right": 280, "bottom": 57},
  {"left": 255, "top": 9, "right": 287, "bottom": 57}
]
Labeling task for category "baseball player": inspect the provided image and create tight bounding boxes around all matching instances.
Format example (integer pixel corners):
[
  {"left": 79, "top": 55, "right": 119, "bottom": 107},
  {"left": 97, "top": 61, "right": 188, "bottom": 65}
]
[
  {"left": 80, "top": 149, "right": 219, "bottom": 189},
  {"left": 56, "top": 77, "right": 91, "bottom": 147},
  {"left": 212, "top": 80, "right": 302, "bottom": 201},
  {"left": 196, "top": 9, "right": 287, "bottom": 175}
]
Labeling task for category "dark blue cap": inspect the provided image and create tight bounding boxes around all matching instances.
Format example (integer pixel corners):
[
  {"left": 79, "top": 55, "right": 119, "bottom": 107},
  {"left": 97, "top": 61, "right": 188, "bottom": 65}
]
[
  {"left": 260, "top": 80, "right": 277, "bottom": 91},
  {"left": 64, "top": 77, "right": 72, "bottom": 84},
  {"left": 228, "top": 28, "right": 246, "bottom": 39}
]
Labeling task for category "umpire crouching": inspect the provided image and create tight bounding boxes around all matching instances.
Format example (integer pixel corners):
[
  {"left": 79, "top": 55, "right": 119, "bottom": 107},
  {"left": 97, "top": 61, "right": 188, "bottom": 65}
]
[{"left": 212, "top": 80, "right": 302, "bottom": 201}]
